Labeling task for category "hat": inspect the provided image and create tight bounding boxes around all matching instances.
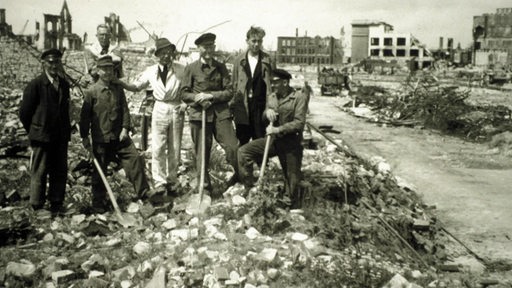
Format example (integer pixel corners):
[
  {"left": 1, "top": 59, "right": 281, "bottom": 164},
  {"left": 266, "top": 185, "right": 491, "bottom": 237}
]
[
  {"left": 41, "top": 48, "right": 62, "bottom": 61},
  {"left": 272, "top": 69, "right": 292, "bottom": 80},
  {"left": 154, "top": 37, "right": 176, "bottom": 55},
  {"left": 194, "top": 33, "right": 216, "bottom": 46},
  {"left": 96, "top": 55, "right": 114, "bottom": 67}
]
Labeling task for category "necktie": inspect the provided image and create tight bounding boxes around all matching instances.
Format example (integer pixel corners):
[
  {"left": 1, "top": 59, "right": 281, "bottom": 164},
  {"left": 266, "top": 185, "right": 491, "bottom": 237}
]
[
  {"left": 160, "top": 65, "right": 168, "bottom": 86},
  {"left": 53, "top": 78, "right": 59, "bottom": 91},
  {"left": 100, "top": 47, "right": 108, "bottom": 55}
]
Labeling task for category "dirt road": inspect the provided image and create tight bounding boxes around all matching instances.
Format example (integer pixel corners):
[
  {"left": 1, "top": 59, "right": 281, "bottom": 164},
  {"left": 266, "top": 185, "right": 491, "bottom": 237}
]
[{"left": 307, "top": 95, "right": 512, "bottom": 267}]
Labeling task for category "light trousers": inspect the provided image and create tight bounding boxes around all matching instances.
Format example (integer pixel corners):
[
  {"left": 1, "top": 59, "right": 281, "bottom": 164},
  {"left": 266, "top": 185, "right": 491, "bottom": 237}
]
[{"left": 151, "top": 101, "right": 184, "bottom": 188}]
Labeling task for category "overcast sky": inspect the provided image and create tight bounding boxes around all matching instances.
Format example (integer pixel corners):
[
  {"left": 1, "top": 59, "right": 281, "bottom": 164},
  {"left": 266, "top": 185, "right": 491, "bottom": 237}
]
[{"left": 2, "top": 0, "right": 510, "bottom": 51}]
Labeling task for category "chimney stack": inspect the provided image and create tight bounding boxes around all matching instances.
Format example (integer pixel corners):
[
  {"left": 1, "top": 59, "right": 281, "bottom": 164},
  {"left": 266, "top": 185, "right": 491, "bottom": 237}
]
[
  {"left": 295, "top": 28, "right": 298, "bottom": 37},
  {"left": 439, "top": 37, "right": 444, "bottom": 50}
]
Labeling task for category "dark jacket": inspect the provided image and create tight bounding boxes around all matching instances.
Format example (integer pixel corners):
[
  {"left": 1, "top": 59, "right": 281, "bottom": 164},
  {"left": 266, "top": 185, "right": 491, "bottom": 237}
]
[
  {"left": 19, "top": 73, "right": 71, "bottom": 142},
  {"left": 181, "top": 59, "right": 232, "bottom": 122},
  {"left": 79, "top": 81, "right": 131, "bottom": 143},
  {"left": 231, "top": 50, "right": 273, "bottom": 125},
  {"left": 266, "top": 87, "right": 309, "bottom": 140}
]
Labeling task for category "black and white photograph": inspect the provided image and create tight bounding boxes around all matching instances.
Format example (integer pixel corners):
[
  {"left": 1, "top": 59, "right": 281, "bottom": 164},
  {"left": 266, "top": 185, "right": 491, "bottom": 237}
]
[{"left": 0, "top": 0, "right": 511, "bottom": 287}]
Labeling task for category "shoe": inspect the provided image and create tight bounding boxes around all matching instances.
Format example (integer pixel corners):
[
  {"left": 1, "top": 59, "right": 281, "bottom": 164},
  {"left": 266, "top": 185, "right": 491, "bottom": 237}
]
[
  {"left": 50, "top": 203, "right": 67, "bottom": 217},
  {"left": 225, "top": 175, "right": 239, "bottom": 188},
  {"left": 31, "top": 203, "right": 44, "bottom": 211}
]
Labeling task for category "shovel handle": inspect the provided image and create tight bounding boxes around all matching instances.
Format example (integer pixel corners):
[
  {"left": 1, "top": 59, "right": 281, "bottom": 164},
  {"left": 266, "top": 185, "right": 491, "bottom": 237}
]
[
  {"left": 92, "top": 156, "right": 124, "bottom": 220},
  {"left": 258, "top": 129, "right": 273, "bottom": 190},
  {"left": 198, "top": 108, "right": 206, "bottom": 202}
]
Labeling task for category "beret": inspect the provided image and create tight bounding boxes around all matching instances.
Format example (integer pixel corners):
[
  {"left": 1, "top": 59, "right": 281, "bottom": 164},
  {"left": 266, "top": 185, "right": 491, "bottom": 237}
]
[
  {"left": 272, "top": 69, "right": 292, "bottom": 80},
  {"left": 96, "top": 55, "right": 114, "bottom": 67},
  {"left": 154, "top": 37, "right": 176, "bottom": 55},
  {"left": 194, "top": 33, "right": 216, "bottom": 46},
  {"left": 41, "top": 48, "right": 62, "bottom": 60}
]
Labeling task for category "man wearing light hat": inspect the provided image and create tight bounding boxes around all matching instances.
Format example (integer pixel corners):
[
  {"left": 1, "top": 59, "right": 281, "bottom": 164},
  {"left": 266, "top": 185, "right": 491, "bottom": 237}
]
[
  {"left": 19, "top": 48, "right": 72, "bottom": 216},
  {"left": 80, "top": 55, "right": 151, "bottom": 212},
  {"left": 238, "top": 68, "right": 310, "bottom": 208},
  {"left": 120, "top": 38, "right": 186, "bottom": 196},
  {"left": 181, "top": 32, "right": 239, "bottom": 194}
]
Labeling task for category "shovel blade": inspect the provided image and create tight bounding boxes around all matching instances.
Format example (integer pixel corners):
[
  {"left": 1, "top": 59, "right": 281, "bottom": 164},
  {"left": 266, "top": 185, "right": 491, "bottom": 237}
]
[
  {"left": 185, "top": 194, "right": 212, "bottom": 215},
  {"left": 116, "top": 213, "right": 139, "bottom": 228}
]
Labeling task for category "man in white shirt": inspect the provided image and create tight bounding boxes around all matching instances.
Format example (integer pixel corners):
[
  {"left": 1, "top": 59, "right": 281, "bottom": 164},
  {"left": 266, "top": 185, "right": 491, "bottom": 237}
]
[
  {"left": 85, "top": 24, "right": 124, "bottom": 81},
  {"left": 120, "top": 38, "right": 186, "bottom": 195}
]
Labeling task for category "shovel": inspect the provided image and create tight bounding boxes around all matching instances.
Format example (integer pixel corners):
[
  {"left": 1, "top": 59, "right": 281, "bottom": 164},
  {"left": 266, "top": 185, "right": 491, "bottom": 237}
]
[
  {"left": 91, "top": 154, "right": 138, "bottom": 228},
  {"left": 186, "top": 107, "right": 212, "bottom": 215},
  {"left": 257, "top": 126, "right": 273, "bottom": 191}
]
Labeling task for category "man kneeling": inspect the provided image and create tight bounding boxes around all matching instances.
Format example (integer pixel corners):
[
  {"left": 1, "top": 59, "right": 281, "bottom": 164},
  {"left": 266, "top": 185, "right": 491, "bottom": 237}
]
[{"left": 238, "top": 69, "right": 310, "bottom": 208}]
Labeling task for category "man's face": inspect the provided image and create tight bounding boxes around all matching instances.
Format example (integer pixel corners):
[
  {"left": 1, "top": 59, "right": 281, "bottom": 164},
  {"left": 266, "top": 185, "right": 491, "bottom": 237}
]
[
  {"left": 96, "top": 27, "right": 111, "bottom": 47},
  {"left": 98, "top": 65, "right": 114, "bottom": 82},
  {"left": 246, "top": 34, "right": 263, "bottom": 55},
  {"left": 271, "top": 78, "right": 288, "bottom": 96},
  {"left": 42, "top": 57, "right": 62, "bottom": 78},
  {"left": 155, "top": 46, "right": 175, "bottom": 66},
  {"left": 199, "top": 43, "right": 215, "bottom": 61}
]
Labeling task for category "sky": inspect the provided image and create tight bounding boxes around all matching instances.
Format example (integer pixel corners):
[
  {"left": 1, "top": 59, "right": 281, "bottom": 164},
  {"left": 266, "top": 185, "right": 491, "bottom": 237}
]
[{"left": 1, "top": 0, "right": 511, "bottom": 52}]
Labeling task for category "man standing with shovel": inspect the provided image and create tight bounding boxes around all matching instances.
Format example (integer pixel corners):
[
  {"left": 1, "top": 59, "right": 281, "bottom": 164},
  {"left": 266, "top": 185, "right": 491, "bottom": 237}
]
[
  {"left": 238, "top": 69, "right": 309, "bottom": 208},
  {"left": 180, "top": 33, "right": 239, "bottom": 195},
  {"left": 80, "top": 55, "right": 152, "bottom": 213}
]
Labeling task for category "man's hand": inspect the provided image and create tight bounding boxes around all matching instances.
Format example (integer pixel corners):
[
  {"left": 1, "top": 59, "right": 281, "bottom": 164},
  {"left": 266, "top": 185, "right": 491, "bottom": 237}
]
[
  {"left": 265, "top": 109, "right": 278, "bottom": 123},
  {"left": 176, "top": 103, "right": 188, "bottom": 114},
  {"left": 194, "top": 93, "right": 214, "bottom": 104},
  {"left": 82, "top": 137, "right": 93, "bottom": 155},
  {"left": 199, "top": 100, "right": 212, "bottom": 109},
  {"left": 266, "top": 124, "right": 280, "bottom": 135},
  {"left": 119, "top": 128, "right": 129, "bottom": 142}
]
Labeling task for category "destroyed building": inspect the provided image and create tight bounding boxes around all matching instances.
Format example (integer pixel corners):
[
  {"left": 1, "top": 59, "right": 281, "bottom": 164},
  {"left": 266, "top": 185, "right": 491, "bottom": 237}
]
[
  {"left": 277, "top": 28, "right": 344, "bottom": 65},
  {"left": 34, "top": 0, "right": 82, "bottom": 50},
  {"left": 103, "top": 12, "right": 131, "bottom": 44},
  {"left": 473, "top": 7, "right": 512, "bottom": 68},
  {"left": 351, "top": 20, "right": 433, "bottom": 69},
  {"left": 0, "top": 9, "right": 12, "bottom": 37}
]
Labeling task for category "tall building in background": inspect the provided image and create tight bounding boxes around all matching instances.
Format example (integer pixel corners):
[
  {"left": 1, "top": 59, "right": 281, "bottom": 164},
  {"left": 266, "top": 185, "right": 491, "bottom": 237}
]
[
  {"left": 473, "top": 8, "right": 512, "bottom": 67},
  {"left": 277, "top": 28, "right": 344, "bottom": 65},
  {"left": 351, "top": 20, "right": 432, "bottom": 69}
]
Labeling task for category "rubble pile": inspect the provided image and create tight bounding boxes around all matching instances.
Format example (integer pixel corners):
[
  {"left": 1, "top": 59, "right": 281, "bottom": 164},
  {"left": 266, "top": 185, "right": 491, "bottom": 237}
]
[
  {"left": 348, "top": 72, "right": 512, "bottom": 142},
  {"left": 0, "top": 126, "right": 475, "bottom": 287}
]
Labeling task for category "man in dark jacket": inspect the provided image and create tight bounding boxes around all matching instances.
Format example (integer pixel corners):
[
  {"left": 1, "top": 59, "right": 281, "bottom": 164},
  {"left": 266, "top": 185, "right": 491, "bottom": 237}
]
[
  {"left": 19, "top": 48, "right": 71, "bottom": 216},
  {"left": 181, "top": 33, "right": 239, "bottom": 194},
  {"left": 238, "top": 69, "right": 309, "bottom": 208},
  {"left": 231, "top": 26, "right": 273, "bottom": 145},
  {"left": 80, "top": 55, "right": 151, "bottom": 213}
]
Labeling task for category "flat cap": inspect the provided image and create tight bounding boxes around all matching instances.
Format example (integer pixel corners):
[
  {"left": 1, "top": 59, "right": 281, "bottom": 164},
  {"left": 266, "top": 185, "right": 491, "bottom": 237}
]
[
  {"left": 154, "top": 37, "right": 176, "bottom": 55},
  {"left": 96, "top": 55, "right": 114, "bottom": 67},
  {"left": 41, "top": 48, "right": 62, "bottom": 60},
  {"left": 194, "top": 33, "right": 216, "bottom": 46},
  {"left": 272, "top": 69, "right": 292, "bottom": 80}
]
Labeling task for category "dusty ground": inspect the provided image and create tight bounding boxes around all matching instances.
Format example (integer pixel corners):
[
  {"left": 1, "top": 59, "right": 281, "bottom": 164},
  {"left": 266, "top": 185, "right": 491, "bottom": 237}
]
[{"left": 306, "top": 94, "right": 512, "bottom": 274}]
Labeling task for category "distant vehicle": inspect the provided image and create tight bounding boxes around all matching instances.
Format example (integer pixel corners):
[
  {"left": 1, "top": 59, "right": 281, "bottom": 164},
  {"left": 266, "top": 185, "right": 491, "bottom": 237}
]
[{"left": 318, "top": 68, "right": 350, "bottom": 96}]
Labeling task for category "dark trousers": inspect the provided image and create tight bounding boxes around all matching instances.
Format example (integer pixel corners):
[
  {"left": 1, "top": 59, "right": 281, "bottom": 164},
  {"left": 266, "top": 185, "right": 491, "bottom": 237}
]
[
  {"left": 92, "top": 138, "right": 149, "bottom": 206},
  {"left": 236, "top": 101, "right": 266, "bottom": 146},
  {"left": 29, "top": 140, "right": 68, "bottom": 206},
  {"left": 190, "top": 118, "right": 239, "bottom": 191},
  {"left": 238, "top": 134, "right": 303, "bottom": 202}
]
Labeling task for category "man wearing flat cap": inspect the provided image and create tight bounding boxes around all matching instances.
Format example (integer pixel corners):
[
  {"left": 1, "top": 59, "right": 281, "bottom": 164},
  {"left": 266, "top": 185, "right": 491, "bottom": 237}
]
[
  {"left": 19, "top": 48, "right": 71, "bottom": 217},
  {"left": 80, "top": 55, "right": 151, "bottom": 213},
  {"left": 180, "top": 32, "right": 239, "bottom": 194},
  {"left": 238, "top": 68, "right": 310, "bottom": 208},
  {"left": 85, "top": 24, "right": 124, "bottom": 83},
  {"left": 119, "top": 38, "right": 187, "bottom": 196}
]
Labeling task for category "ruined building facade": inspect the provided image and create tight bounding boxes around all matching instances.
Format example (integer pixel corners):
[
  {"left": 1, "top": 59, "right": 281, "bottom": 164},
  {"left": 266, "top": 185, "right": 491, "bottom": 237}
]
[
  {"left": 35, "top": 0, "right": 82, "bottom": 50},
  {"left": 351, "top": 20, "right": 432, "bottom": 68},
  {"left": 277, "top": 29, "right": 343, "bottom": 65},
  {"left": 0, "top": 9, "right": 13, "bottom": 37},
  {"left": 473, "top": 8, "right": 512, "bottom": 67}
]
